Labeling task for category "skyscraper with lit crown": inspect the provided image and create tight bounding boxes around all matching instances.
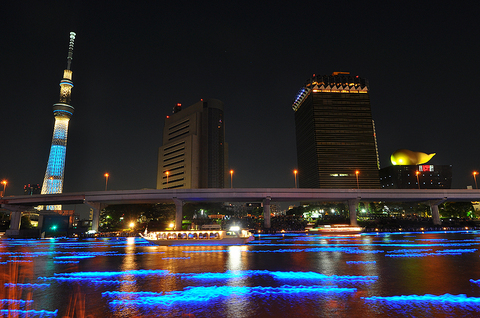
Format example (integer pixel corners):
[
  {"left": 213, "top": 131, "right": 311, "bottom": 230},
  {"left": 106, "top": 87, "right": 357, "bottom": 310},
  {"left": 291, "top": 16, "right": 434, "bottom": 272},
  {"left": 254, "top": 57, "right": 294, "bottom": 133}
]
[
  {"left": 41, "top": 32, "right": 76, "bottom": 209},
  {"left": 292, "top": 72, "right": 380, "bottom": 189}
]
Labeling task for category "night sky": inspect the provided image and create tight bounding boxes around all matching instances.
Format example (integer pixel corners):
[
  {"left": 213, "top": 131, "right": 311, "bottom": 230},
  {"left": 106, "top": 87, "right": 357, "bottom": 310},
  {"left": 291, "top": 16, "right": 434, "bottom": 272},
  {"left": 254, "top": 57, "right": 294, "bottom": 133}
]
[{"left": 1, "top": 2, "right": 478, "bottom": 196}]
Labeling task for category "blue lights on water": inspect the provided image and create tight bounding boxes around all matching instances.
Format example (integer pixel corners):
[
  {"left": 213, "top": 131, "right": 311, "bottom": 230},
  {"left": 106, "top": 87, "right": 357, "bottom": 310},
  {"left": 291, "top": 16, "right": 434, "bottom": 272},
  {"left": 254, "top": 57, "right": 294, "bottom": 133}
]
[
  {"left": 104, "top": 285, "right": 357, "bottom": 307},
  {"left": 51, "top": 269, "right": 170, "bottom": 278},
  {"left": 54, "top": 255, "right": 96, "bottom": 259},
  {"left": 5, "top": 283, "right": 50, "bottom": 288},
  {"left": 363, "top": 293, "right": 480, "bottom": 304},
  {"left": 0, "top": 299, "right": 34, "bottom": 305},
  {"left": 182, "top": 246, "right": 383, "bottom": 254},
  {"left": 53, "top": 261, "right": 80, "bottom": 264},
  {"left": 386, "top": 249, "right": 432, "bottom": 253},
  {"left": 3, "top": 232, "right": 480, "bottom": 316},
  {"left": 385, "top": 248, "right": 477, "bottom": 258},
  {"left": 180, "top": 270, "right": 377, "bottom": 283},
  {"left": 0, "top": 309, "right": 58, "bottom": 317},
  {"left": 39, "top": 277, "right": 135, "bottom": 284}
]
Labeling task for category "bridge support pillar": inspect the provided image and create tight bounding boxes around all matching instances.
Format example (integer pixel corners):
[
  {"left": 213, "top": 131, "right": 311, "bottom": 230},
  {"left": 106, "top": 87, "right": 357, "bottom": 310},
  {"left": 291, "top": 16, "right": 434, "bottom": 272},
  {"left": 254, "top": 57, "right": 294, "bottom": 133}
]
[
  {"left": 86, "top": 202, "right": 102, "bottom": 232},
  {"left": 173, "top": 198, "right": 184, "bottom": 230},
  {"left": 347, "top": 199, "right": 360, "bottom": 226},
  {"left": 9, "top": 211, "right": 22, "bottom": 231},
  {"left": 263, "top": 197, "right": 271, "bottom": 228},
  {"left": 429, "top": 199, "right": 446, "bottom": 226}
]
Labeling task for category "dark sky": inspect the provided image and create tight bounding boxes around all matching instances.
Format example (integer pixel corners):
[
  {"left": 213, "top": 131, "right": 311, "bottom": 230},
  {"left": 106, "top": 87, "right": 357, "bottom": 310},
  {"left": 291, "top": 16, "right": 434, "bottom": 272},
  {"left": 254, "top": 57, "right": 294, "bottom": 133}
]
[{"left": 1, "top": 1, "right": 478, "bottom": 196}]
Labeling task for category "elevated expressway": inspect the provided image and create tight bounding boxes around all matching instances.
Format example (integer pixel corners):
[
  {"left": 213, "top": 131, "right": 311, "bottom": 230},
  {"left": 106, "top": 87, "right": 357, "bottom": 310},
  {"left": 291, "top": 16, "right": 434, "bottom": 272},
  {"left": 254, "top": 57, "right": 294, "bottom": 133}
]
[{"left": 2, "top": 188, "right": 480, "bottom": 233}]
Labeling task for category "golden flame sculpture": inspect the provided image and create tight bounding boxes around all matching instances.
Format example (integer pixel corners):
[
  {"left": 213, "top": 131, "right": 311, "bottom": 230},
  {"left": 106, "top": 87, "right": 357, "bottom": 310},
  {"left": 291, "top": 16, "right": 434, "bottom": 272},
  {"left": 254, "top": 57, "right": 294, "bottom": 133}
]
[{"left": 391, "top": 149, "right": 435, "bottom": 165}]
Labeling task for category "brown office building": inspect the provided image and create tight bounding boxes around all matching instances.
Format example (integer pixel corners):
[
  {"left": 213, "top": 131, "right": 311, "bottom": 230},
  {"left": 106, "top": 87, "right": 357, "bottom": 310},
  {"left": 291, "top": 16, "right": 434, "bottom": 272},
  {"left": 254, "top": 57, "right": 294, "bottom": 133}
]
[
  {"left": 157, "top": 99, "right": 227, "bottom": 189},
  {"left": 292, "top": 72, "right": 380, "bottom": 188}
]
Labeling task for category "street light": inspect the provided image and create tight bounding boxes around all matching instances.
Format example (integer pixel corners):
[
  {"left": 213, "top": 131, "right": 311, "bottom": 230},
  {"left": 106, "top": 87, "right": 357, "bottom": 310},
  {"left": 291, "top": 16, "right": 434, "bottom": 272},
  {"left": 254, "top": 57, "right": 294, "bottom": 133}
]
[
  {"left": 415, "top": 171, "right": 420, "bottom": 189},
  {"left": 230, "top": 170, "right": 234, "bottom": 188},
  {"left": 474, "top": 171, "right": 478, "bottom": 189},
  {"left": 1, "top": 180, "right": 7, "bottom": 196},
  {"left": 104, "top": 173, "right": 109, "bottom": 191},
  {"left": 293, "top": 170, "right": 298, "bottom": 188},
  {"left": 165, "top": 171, "right": 170, "bottom": 188},
  {"left": 355, "top": 170, "right": 360, "bottom": 189}
]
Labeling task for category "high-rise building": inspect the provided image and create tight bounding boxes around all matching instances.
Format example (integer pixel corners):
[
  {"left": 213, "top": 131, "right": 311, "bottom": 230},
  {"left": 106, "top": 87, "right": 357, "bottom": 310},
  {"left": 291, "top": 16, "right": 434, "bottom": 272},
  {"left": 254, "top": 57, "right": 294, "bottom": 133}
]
[
  {"left": 157, "top": 99, "right": 227, "bottom": 189},
  {"left": 41, "top": 32, "right": 76, "bottom": 209},
  {"left": 292, "top": 72, "right": 380, "bottom": 189}
]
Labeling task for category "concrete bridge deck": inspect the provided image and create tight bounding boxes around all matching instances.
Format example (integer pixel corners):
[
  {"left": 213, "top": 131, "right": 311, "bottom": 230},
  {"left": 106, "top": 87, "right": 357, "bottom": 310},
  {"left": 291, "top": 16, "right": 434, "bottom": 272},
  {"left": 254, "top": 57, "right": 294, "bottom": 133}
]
[{"left": 2, "top": 188, "right": 480, "bottom": 235}]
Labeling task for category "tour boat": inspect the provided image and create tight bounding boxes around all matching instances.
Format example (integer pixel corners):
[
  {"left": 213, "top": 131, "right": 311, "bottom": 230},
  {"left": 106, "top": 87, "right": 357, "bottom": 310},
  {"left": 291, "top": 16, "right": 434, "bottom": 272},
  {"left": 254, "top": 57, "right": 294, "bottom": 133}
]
[
  {"left": 307, "top": 224, "right": 364, "bottom": 235},
  {"left": 140, "top": 225, "right": 254, "bottom": 246}
]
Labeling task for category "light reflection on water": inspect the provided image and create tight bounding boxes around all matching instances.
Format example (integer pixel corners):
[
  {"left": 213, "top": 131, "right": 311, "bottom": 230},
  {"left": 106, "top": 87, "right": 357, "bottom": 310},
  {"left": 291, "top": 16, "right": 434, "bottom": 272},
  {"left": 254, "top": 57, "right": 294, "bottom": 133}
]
[{"left": 1, "top": 232, "right": 480, "bottom": 317}]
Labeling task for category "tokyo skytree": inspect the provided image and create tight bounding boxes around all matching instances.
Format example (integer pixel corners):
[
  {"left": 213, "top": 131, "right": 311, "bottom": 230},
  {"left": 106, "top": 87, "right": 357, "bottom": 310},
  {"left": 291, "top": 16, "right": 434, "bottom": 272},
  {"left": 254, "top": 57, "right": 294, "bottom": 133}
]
[{"left": 41, "top": 32, "right": 76, "bottom": 210}]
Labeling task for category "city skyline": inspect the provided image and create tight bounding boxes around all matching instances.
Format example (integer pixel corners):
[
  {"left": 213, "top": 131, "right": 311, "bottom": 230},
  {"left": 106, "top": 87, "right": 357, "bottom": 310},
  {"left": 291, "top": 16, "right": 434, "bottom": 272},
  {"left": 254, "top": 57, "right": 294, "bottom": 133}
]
[{"left": 1, "top": 2, "right": 479, "bottom": 195}]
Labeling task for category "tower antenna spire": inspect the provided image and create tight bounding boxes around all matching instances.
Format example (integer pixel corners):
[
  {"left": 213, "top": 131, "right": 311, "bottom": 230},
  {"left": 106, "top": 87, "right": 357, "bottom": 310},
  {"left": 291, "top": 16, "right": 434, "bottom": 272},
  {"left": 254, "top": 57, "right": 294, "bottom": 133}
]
[{"left": 66, "top": 32, "right": 76, "bottom": 70}]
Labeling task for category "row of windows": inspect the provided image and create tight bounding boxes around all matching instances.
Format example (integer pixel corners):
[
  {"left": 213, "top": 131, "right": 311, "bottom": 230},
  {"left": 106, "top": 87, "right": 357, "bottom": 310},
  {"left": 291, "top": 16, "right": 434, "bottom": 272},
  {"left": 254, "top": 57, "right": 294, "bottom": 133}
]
[
  {"left": 168, "top": 125, "right": 189, "bottom": 137},
  {"left": 168, "top": 130, "right": 190, "bottom": 141},
  {"left": 310, "top": 117, "right": 373, "bottom": 122},
  {"left": 161, "top": 165, "right": 185, "bottom": 175},
  {"left": 168, "top": 119, "right": 189, "bottom": 131},
  {"left": 163, "top": 152, "right": 184, "bottom": 163},
  {"left": 315, "top": 130, "right": 373, "bottom": 134},
  {"left": 313, "top": 112, "right": 372, "bottom": 117},
  {"left": 164, "top": 146, "right": 185, "bottom": 157},
  {"left": 161, "top": 171, "right": 184, "bottom": 179},
  {"left": 163, "top": 159, "right": 184, "bottom": 168},
  {"left": 317, "top": 101, "right": 370, "bottom": 106},
  {"left": 316, "top": 106, "right": 371, "bottom": 110},
  {"left": 163, "top": 141, "right": 185, "bottom": 152}
]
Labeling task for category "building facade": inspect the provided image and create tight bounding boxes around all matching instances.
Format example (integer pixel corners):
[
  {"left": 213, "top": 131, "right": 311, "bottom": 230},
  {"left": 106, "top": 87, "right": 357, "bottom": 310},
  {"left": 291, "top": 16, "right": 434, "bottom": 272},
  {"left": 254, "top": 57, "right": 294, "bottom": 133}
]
[
  {"left": 41, "top": 32, "right": 76, "bottom": 210},
  {"left": 157, "top": 99, "right": 227, "bottom": 189},
  {"left": 379, "top": 165, "right": 453, "bottom": 189},
  {"left": 292, "top": 72, "right": 380, "bottom": 188}
]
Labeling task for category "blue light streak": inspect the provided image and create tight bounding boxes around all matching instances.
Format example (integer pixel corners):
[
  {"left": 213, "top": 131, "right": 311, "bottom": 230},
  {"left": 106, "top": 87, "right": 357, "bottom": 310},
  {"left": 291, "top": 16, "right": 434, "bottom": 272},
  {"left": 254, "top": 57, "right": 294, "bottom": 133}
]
[
  {"left": 53, "top": 261, "right": 80, "bottom": 264},
  {"left": 50, "top": 269, "right": 170, "bottom": 278},
  {"left": 346, "top": 261, "right": 376, "bottom": 264},
  {"left": 104, "top": 285, "right": 357, "bottom": 307},
  {"left": 386, "top": 249, "right": 432, "bottom": 253},
  {"left": 363, "top": 293, "right": 480, "bottom": 304},
  {"left": 0, "top": 309, "right": 58, "bottom": 317},
  {"left": 180, "top": 270, "right": 377, "bottom": 283},
  {"left": 39, "top": 277, "right": 135, "bottom": 284},
  {"left": 385, "top": 249, "right": 477, "bottom": 258},
  {"left": 54, "top": 256, "right": 96, "bottom": 259},
  {"left": 0, "top": 299, "right": 34, "bottom": 305},
  {"left": 5, "top": 283, "right": 50, "bottom": 288}
]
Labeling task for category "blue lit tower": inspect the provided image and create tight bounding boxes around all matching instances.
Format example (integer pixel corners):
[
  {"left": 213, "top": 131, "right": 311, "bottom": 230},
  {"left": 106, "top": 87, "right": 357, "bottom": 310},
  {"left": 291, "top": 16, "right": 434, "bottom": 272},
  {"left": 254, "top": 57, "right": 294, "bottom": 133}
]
[{"left": 41, "top": 32, "right": 76, "bottom": 208}]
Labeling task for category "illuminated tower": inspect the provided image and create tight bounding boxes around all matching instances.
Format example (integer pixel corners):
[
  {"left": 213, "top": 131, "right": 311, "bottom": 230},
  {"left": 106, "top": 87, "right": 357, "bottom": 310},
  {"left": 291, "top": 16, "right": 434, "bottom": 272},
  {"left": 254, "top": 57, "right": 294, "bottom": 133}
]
[
  {"left": 41, "top": 32, "right": 76, "bottom": 209},
  {"left": 292, "top": 72, "right": 380, "bottom": 188}
]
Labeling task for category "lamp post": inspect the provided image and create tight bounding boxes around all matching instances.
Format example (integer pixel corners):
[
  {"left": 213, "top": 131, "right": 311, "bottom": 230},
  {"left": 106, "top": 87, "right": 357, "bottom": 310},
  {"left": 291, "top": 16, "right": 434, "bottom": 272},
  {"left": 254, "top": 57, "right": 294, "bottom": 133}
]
[
  {"left": 355, "top": 170, "right": 360, "bottom": 189},
  {"left": 165, "top": 171, "right": 170, "bottom": 188},
  {"left": 104, "top": 173, "right": 109, "bottom": 191},
  {"left": 1, "top": 180, "right": 7, "bottom": 197},
  {"left": 415, "top": 171, "right": 420, "bottom": 189},
  {"left": 474, "top": 171, "right": 478, "bottom": 189},
  {"left": 230, "top": 170, "right": 234, "bottom": 188},
  {"left": 293, "top": 170, "right": 298, "bottom": 188}
]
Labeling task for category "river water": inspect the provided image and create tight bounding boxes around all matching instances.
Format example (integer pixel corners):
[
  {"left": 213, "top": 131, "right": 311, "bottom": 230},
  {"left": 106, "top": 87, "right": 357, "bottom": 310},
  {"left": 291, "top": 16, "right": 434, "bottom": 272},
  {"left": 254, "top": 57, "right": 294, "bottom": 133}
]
[{"left": 1, "top": 231, "right": 480, "bottom": 317}]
